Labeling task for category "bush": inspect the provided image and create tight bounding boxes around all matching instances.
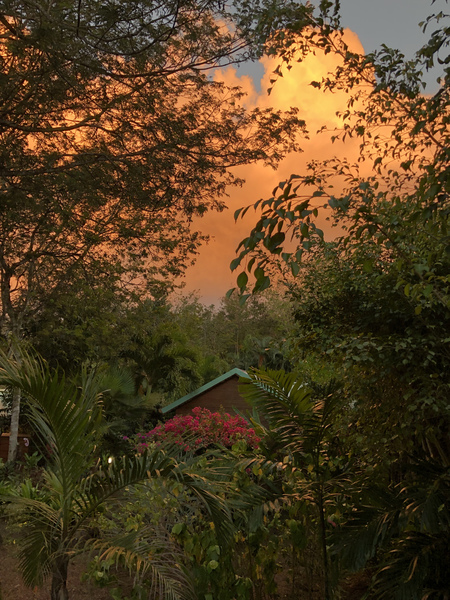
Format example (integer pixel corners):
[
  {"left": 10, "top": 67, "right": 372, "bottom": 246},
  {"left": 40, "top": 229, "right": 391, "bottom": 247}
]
[{"left": 130, "top": 407, "right": 261, "bottom": 453}]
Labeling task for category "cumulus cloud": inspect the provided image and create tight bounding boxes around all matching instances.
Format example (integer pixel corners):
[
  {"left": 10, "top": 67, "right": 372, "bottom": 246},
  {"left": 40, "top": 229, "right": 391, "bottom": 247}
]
[{"left": 182, "top": 30, "right": 366, "bottom": 304}]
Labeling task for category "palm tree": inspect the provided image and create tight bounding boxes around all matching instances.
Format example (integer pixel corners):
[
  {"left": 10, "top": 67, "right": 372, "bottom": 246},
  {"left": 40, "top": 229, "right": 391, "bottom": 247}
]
[
  {"left": 337, "top": 452, "right": 450, "bottom": 599},
  {"left": 238, "top": 368, "right": 347, "bottom": 600},
  {"left": 0, "top": 351, "right": 231, "bottom": 600}
]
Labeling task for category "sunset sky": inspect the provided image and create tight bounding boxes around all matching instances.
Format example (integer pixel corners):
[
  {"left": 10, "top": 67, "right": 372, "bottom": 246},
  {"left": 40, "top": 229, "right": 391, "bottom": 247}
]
[{"left": 181, "top": 1, "right": 440, "bottom": 304}]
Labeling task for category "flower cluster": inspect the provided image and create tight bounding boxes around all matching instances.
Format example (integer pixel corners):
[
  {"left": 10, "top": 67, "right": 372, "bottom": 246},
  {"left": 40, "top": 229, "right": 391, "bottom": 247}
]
[{"left": 132, "top": 407, "right": 260, "bottom": 453}]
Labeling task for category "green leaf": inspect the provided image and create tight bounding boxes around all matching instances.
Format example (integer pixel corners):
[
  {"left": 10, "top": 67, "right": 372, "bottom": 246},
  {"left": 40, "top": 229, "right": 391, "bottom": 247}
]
[
  {"left": 363, "top": 260, "right": 373, "bottom": 273},
  {"left": 423, "top": 284, "right": 433, "bottom": 298},
  {"left": 300, "top": 223, "right": 309, "bottom": 238},
  {"left": 239, "top": 294, "right": 251, "bottom": 306},
  {"left": 237, "top": 271, "right": 248, "bottom": 289},
  {"left": 230, "top": 257, "right": 241, "bottom": 272},
  {"left": 254, "top": 267, "right": 265, "bottom": 280},
  {"left": 267, "top": 231, "right": 285, "bottom": 251},
  {"left": 172, "top": 523, "right": 184, "bottom": 535},
  {"left": 254, "top": 275, "right": 270, "bottom": 293}
]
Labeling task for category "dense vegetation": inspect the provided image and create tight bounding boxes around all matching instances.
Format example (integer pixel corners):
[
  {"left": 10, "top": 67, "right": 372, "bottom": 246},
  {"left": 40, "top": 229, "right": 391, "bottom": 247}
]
[
  {"left": 0, "top": 0, "right": 448, "bottom": 599},
  {"left": 229, "top": 2, "right": 450, "bottom": 597},
  {"left": 0, "top": 0, "right": 306, "bottom": 460}
]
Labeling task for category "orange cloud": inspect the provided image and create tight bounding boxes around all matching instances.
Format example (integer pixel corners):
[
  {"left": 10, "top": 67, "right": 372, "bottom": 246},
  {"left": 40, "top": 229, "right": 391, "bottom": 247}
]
[{"left": 182, "top": 30, "right": 366, "bottom": 304}]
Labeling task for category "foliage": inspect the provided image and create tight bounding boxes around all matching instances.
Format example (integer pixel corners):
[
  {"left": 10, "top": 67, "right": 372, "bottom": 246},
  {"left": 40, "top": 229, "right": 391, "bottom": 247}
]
[
  {"left": 229, "top": 7, "right": 450, "bottom": 599},
  {"left": 231, "top": 8, "right": 449, "bottom": 305},
  {"left": 132, "top": 407, "right": 261, "bottom": 453},
  {"left": 171, "top": 289, "right": 294, "bottom": 375},
  {"left": 121, "top": 319, "right": 203, "bottom": 404},
  {"left": 0, "top": 0, "right": 308, "bottom": 341},
  {"left": 122, "top": 398, "right": 324, "bottom": 600},
  {"left": 281, "top": 240, "right": 449, "bottom": 470},
  {"left": 84, "top": 460, "right": 281, "bottom": 600},
  {"left": 0, "top": 351, "right": 233, "bottom": 600},
  {"left": 238, "top": 368, "right": 349, "bottom": 600},
  {"left": 336, "top": 454, "right": 450, "bottom": 600},
  {"left": 0, "top": 0, "right": 309, "bottom": 460},
  {"left": 89, "top": 363, "right": 163, "bottom": 458}
]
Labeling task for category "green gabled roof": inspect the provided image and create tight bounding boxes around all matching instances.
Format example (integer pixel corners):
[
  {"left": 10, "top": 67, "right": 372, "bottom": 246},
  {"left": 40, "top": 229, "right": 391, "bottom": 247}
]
[{"left": 161, "top": 367, "right": 249, "bottom": 414}]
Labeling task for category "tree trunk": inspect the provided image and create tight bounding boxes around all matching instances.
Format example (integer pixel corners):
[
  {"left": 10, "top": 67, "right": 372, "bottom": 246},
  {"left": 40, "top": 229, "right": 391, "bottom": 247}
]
[
  {"left": 317, "top": 485, "right": 330, "bottom": 600},
  {"left": 51, "top": 555, "right": 69, "bottom": 600},
  {"left": 7, "top": 386, "right": 21, "bottom": 463}
]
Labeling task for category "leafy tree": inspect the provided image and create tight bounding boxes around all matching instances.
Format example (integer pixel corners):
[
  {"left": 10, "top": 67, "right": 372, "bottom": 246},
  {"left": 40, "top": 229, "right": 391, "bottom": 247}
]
[
  {"left": 25, "top": 286, "right": 161, "bottom": 371},
  {"left": 0, "top": 0, "right": 312, "bottom": 459},
  {"left": 0, "top": 351, "right": 232, "bottom": 600},
  {"left": 0, "top": 0, "right": 308, "bottom": 339},
  {"left": 91, "top": 363, "right": 163, "bottom": 457},
  {"left": 29, "top": 288, "right": 294, "bottom": 411},
  {"left": 201, "top": 291, "right": 293, "bottom": 369},
  {"left": 231, "top": 5, "right": 449, "bottom": 302},
  {"left": 286, "top": 240, "right": 448, "bottom": 466},
  {"left": 231, "top": 1, "right": 450, "bottom": 452},
  {"left": 123, "top": 319, "right": 203, "bottom": 403},
  {"left": 163, "top": 290, "right": 294, "bottom": 380},
  {"left": 231, "top": 6, "right": 450, "bottom": 598}
]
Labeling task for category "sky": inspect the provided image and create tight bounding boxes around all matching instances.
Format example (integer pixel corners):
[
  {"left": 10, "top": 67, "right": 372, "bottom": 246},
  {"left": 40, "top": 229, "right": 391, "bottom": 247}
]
[
  {"left": 180, "top": 1, "right": 445, "bottom": 305},
  {"left": 340, "top": 0, "right": 441, "bottom": 65}
]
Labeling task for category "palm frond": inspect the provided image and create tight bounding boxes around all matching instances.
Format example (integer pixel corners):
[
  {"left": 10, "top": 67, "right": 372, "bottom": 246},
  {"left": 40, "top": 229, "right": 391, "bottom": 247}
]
[
  {"left": 0, "top": 352, "right": 237, "bottom": 597},
  {"left": 372, "top": 531, "right": 450, "bottom": 600},
  {"left": 72, "top": 450, "right": 178, "bottom": 531},
  {"left": 239, "top": 368, "right": 313, "bottom": 426},
  {"left": 335, "top": 485, "right": 402, "bottom": 571},
  {"left": 336, "top": 456, "right": 450, "bottom": 598},
  {"left": 6, "top": 497, "right": 64, "bottom": 587},
  {"left": 89, "top": 526, "right": 195, "bottom": 600},
  {"left": 18, "top": 525, "right": 61, "bottom": 588},
  {"left": 168, "top": 465, "right": 234, "bottom": 543},
  {"left": 0, "top": 350, "right": 102, "bottom": 492},
  {"left": 238, "top": 368, "right": 339, "bottom": 459}
]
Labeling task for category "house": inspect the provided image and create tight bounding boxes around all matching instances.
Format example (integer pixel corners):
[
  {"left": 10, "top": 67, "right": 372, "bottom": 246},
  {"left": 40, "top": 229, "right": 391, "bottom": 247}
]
[{"left": 162, "top": 368, "right": 250, "bottom": 416}]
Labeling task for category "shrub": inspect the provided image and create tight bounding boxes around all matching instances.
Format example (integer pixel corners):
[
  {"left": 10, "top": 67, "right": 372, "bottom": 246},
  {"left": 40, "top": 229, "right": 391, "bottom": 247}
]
[{"left": 131, "top": 407, "right": 260, "bottom": 453}]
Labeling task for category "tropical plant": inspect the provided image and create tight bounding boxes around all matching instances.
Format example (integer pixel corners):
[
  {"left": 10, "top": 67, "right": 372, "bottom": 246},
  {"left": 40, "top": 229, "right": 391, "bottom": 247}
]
[
  {"left": 335, "top": 452, "right": 450, "bottom": 600},
  {"left": 168, "top": 290, "right": 294, "bottom": 378},
  {"left": 239, "top": 368, "right": 349, "bottom": 600},
  {"left": 1, "top": 0, "right": 309, "bottom": 461},
  {"left": 123, "top": 321, "right": 203, "bottom": 403},
  {"left": 91, "top": 363, "right": 163, "bottom": 458},
  {"left": 0, "top": 351, "right": 232, "bottom": 600},
  {"left": 88, "top": 454, "right": 276, "bottom": 600},
  {"left": 229, "top": 10, "right": 450, "bottom": 597}
]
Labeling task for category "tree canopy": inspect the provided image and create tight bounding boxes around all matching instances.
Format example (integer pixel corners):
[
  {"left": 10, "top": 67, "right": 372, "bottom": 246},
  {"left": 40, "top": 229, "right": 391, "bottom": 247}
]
[
  {"left": 0, "top": 0, "right": 322, "bottom": 461},
  {"left": 230, "top": 7, "right": 449, "bottom": 597},
  {"left": 0, "top": 0, "right": 315, "bottom": 343}
]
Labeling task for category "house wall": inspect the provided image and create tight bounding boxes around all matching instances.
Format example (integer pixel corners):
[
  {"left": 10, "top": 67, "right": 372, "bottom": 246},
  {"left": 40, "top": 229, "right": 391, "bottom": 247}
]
[
  {"left": 175, "top": 376, "right": 250, "bottom": 416},
  {"left": 0, "top": 433, "right": 31, "bottom": 461}
]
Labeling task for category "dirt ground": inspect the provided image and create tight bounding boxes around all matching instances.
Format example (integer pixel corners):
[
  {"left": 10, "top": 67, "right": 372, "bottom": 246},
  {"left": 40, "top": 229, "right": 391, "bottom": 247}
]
[
  {"left": 0, "top": 549, "right": 113, "bottom": 600},
  {"left": 0, "top": 522, "right": 117, "bottom": 600}
]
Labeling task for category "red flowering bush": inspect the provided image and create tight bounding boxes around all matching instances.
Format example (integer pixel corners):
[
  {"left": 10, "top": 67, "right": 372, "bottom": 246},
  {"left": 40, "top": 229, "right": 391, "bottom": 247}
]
[{"left": 131, "top": 407, "right": 260, "bottom": 453}]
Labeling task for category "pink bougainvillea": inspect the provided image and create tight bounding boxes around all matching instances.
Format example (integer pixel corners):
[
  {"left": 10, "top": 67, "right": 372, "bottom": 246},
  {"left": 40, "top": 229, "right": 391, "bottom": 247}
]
[{"left": 132, "top": 407, "right": 260, "bottom": 453}]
